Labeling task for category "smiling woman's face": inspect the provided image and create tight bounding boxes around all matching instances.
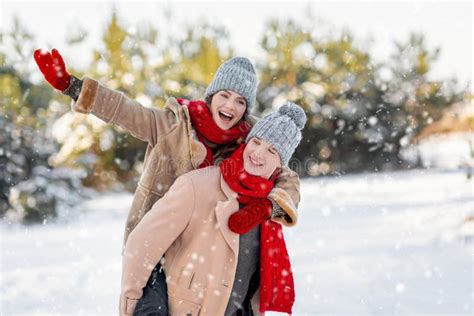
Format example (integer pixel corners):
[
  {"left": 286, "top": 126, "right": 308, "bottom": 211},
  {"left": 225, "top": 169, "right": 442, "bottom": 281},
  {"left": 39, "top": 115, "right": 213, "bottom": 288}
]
[
  {"left": 209, "top": 90, "right": 247, "bottom": 130},
  {"left": 243, "top": 137, "right": 282, "bottom": 179}
]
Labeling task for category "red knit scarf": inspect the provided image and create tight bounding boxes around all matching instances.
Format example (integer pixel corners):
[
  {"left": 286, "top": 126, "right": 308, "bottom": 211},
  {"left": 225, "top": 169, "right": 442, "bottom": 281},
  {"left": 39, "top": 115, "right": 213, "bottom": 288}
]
[
  {"left": 220, "top": 145, "right": 296, "bottom": 315},
  {"left": 177, "top": 98, "right": 250, "bottom": 168}
]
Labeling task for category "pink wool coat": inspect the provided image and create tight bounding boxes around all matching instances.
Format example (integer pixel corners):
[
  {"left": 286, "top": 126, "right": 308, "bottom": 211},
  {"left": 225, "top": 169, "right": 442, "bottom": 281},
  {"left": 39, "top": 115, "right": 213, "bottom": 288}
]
[{"left": 120, "top": 166, "right": 296, "bottom": 315}]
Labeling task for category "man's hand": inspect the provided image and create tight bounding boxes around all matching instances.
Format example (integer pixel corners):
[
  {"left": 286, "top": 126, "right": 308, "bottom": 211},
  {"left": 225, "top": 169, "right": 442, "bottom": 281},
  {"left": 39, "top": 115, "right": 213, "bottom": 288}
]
[{"left": 228, "top": 198, "right": 272, "bottom": 234}]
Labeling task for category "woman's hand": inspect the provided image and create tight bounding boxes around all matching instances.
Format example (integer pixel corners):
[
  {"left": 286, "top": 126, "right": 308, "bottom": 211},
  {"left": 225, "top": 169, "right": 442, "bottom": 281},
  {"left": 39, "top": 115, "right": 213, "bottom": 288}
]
[{"left": 33, "top": 48, "right": 71, "bottom": 91}]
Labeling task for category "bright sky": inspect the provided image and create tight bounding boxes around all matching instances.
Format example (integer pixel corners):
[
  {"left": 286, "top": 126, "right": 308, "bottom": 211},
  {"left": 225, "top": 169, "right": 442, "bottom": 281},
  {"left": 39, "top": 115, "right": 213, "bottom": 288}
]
[{"left": 1, "top": 0, "right": 472, "bottom": 86}]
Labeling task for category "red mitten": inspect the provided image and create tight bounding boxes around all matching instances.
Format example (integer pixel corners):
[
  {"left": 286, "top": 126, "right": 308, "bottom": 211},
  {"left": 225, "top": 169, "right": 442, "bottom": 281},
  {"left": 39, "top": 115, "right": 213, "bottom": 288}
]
[
  {"left": 33, "top": 48, "right": 71, "bottom": 91},
  {"left": 228, "top": 198, "right": 272, "bottom": 234}
]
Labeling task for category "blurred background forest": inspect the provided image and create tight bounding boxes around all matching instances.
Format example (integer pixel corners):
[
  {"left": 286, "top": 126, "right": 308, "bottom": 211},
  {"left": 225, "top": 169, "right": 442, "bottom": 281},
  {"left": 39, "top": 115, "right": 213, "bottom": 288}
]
[{"left": 1, "top": 8, "right": 472, "bottom": 224}]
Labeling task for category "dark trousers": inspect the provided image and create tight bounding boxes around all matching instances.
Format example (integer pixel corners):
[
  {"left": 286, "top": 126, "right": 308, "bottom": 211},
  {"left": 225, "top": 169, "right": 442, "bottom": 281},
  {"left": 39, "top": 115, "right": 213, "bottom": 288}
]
[{"left": 133, "top": 263, "right": 169, "bottom": 316}]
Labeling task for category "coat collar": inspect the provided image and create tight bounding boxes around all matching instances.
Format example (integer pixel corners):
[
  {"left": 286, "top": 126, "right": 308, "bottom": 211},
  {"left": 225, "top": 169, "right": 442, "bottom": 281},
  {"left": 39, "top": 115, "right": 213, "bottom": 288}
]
[
  {"left": 219, "top": 173, "right": 238, "bottom": 201},
  {"left": 214, "top": 171, "right": 239, "bottom": 256},
  {"left": 165, "top": 97, "right": 207, "bottom": 168}
]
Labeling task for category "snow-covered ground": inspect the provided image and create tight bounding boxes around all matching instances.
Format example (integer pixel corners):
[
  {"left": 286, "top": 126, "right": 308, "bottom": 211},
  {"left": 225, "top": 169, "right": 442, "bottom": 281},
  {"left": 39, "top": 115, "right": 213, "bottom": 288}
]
[{"left": 1, "top": 167, "right": 473, "bottom": 315}]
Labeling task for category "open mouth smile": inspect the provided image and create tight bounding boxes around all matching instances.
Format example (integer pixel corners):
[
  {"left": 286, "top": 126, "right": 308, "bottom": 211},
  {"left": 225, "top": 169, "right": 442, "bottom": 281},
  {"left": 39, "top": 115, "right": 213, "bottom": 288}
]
[{"left": 218, "top": 111, "right": 234, "bottom": 122}]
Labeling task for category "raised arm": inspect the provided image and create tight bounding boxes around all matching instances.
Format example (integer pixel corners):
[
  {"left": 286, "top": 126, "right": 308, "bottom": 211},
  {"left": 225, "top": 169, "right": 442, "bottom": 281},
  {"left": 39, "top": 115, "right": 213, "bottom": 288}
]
[
  {"left": 69, "top": 76, "right": 176, "bottom": 145},
  {"left": 120, "top": 175, "right": 195, "bottom": 315},
  {"left": 34, "top": 48, "right": 176, "bottom": 145}
]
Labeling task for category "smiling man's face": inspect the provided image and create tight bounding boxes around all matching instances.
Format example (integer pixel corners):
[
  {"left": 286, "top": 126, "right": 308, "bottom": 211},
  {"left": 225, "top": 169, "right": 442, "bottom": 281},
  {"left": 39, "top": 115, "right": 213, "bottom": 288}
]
[{"left": 243, "top": 137, "right": 282, "bottom": 179}]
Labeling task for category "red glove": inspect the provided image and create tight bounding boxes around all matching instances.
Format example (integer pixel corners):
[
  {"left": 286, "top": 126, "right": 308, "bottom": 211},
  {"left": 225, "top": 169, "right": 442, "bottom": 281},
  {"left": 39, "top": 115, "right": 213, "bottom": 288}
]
[
  {"left": 228, "top": 198, "right": 273, "bottom": 235},
  {"left": 33, "top": 48, "right": 71, "bottom": 91}
]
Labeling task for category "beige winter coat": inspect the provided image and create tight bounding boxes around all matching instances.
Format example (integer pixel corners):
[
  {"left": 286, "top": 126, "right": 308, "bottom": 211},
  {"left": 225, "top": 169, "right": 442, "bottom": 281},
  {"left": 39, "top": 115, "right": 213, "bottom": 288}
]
[
  {"left": 73, "top": 77, "right": 300, "bottom": 246},
  {"left": 120, "top": 166, "right": 293, "bottom": 315}
]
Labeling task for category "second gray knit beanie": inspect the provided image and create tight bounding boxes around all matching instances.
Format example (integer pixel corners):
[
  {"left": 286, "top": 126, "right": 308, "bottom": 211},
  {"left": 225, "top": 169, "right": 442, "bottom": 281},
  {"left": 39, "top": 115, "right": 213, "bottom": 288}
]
[{"left": 246, "top": 102, "right": 307, "bottom": 166}]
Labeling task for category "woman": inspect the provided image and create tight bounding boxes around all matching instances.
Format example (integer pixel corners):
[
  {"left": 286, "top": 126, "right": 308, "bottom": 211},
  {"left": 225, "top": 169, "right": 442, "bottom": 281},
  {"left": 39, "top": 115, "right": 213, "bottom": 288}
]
[
  {"left": 34, "top": 49, "right": 301, "bottom": 314},
  {"left": 121, "top": 102, "right": 306, "bottom": 316}
]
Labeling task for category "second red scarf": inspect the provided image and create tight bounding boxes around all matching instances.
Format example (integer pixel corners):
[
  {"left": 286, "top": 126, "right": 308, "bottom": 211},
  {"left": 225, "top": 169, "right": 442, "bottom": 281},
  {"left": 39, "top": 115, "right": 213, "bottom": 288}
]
[{"left": 220, "top": 145, "right": 295, "bottom": 315}]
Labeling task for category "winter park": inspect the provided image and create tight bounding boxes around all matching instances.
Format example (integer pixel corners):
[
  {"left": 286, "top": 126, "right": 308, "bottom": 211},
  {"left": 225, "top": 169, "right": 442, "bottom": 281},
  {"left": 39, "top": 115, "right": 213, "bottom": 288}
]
[{"left": 1, "top": 1, "right": 473, "bottom": 315}]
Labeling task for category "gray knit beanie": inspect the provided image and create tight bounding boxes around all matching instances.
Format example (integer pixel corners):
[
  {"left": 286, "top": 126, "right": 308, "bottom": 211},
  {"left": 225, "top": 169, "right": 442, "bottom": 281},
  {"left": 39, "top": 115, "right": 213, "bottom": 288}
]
[
  {"left": 246, "top": 102, "right": 307, "bottom": 166},
  {"left": 205, "top": 57, "right": 258, "bottom": 112}
]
